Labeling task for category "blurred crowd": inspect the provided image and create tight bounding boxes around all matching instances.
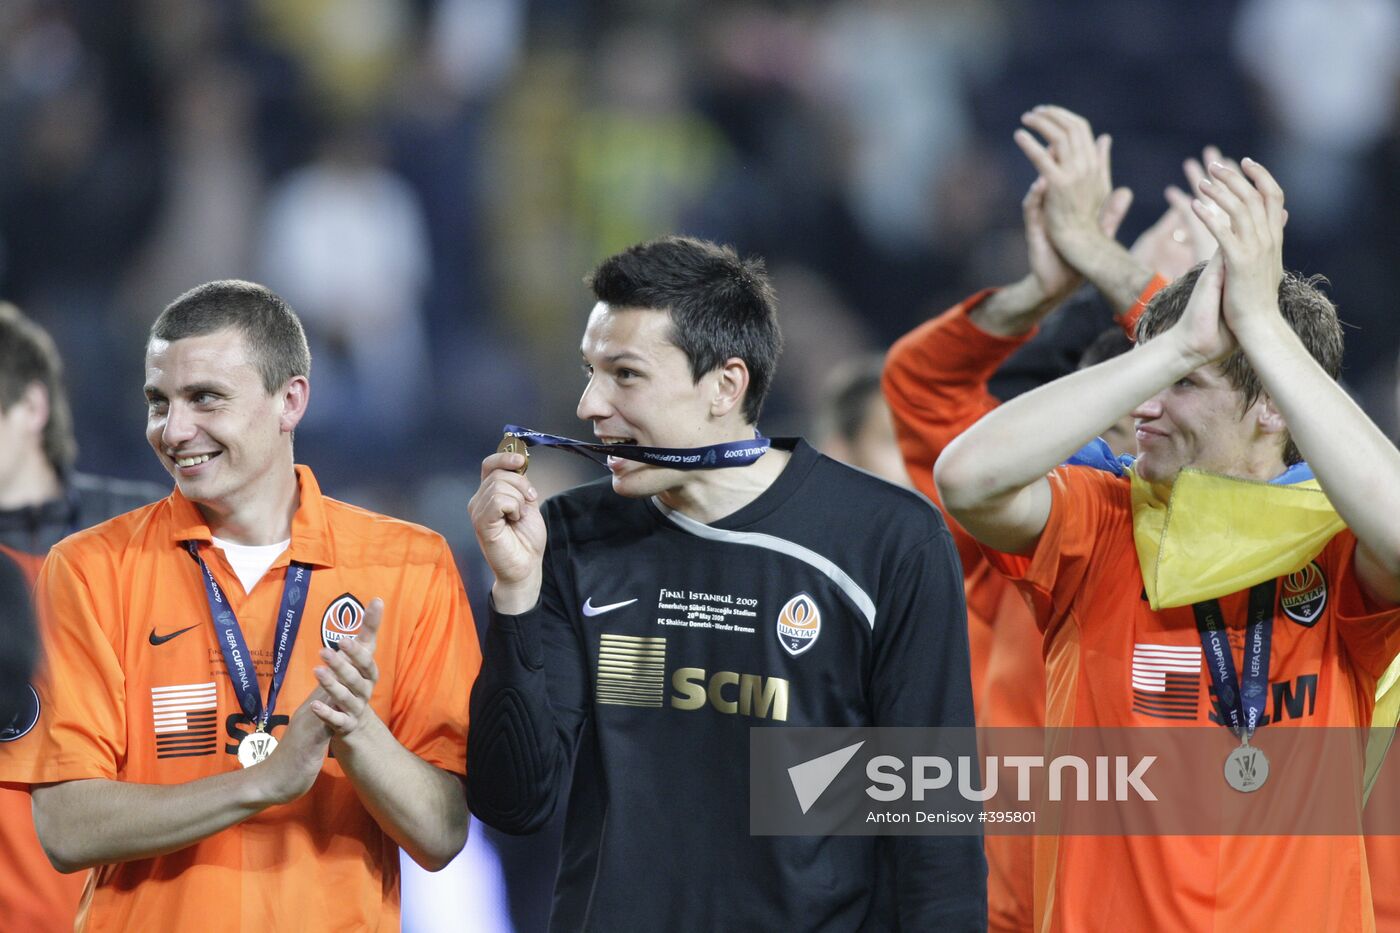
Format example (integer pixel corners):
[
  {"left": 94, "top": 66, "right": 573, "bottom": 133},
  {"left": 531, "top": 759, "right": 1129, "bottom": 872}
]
[{"left": 4, "top": 1, "right": 1400, "bottom": 929}]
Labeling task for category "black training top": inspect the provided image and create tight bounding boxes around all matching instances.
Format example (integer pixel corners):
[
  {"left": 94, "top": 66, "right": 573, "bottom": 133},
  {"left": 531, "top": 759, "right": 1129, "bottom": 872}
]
[{"left": 468, "top": 439, "right": 985, "bottom": 931}]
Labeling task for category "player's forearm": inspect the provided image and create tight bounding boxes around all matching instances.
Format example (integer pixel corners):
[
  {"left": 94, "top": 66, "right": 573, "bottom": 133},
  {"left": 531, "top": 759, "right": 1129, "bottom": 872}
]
[
  {"left": 968, "top": 275, "right": 1064, "bottom": 337},
  {"left": 1054, "top": 229, "right": 1155, "bottom": 315},
  {"left": 333, "top": 711, "right": 468, "bottom": 871},
  {"left": 1236, "top": 314, "right": 1400, "bottom": 578},
  {"left": 937, "top": 335, "right": 1194, "bottom": 509},
  {"left": 31, "top": 769, "right": 277, "bottom": 872}
]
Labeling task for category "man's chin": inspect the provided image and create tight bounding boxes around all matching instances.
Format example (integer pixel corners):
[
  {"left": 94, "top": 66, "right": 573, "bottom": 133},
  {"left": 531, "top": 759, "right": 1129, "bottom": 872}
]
[
  {"left": 609, "top": 466, "right": 683, "bottom": 500},
  {"left": 609, "top": 473, "right": 654, "bottom": 499},
  {"left": 1133, "top": 455, "right": 1181, "bottom": 486}
]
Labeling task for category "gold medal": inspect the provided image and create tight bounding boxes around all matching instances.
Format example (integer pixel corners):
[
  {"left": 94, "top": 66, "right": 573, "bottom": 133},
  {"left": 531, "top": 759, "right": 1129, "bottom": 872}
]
[
  {"left": 497, "top": 433, "right": 529, "bottom": 474},
  {"left": 237, "top": 728, "right": 279, "bottom": 768}
]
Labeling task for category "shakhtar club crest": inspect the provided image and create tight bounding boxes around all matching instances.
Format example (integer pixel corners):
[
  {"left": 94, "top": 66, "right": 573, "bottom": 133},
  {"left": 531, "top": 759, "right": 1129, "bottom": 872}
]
[
  {"left": 776, "top": 593, "right": 821, "bottom": 657},
  {"left": 321, "top": 593, "right": 366, "bottom": 648}
]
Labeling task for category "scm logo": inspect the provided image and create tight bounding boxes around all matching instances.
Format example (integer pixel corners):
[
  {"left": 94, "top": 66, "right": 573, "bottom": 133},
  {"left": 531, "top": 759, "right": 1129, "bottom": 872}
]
[{"left": 670, "top": 668, "right": 790, "bottom": 721}]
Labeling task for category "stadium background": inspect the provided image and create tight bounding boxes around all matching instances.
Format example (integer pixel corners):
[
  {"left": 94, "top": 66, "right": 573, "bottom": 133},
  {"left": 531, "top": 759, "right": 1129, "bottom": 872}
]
[{"left": 3, "top": 0, "right": 1398, "bottom": 928}]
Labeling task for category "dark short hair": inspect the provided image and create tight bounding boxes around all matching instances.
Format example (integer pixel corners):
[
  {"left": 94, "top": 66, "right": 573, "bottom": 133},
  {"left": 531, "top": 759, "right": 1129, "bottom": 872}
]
[
  {"left": 586, "top": 236, "right": 782, "bottom": 424},
  {"left": 1136, "top": 262, "right": 1343, "bottom": 465},
  {"left": 150, "top": 281, "right": 310, "bottom": 393},
  {"left": 816, "top": 356, "right": 884, "bottom": 446},
  {"left": 0, "top": 302, "right": 77, "bottom": 474},
  {"left": 1078, "top": 327, "right": 1134, "bottom": 370}
]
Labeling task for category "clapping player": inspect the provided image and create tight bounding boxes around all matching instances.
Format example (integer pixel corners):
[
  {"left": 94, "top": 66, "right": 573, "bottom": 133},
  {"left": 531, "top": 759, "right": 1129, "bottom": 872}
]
[
  {"left": 936, "top": 122, "right": 1400, "bottom": 930},
  {"left": 2, "top": 281, "right": 480, "bottom": 932}
]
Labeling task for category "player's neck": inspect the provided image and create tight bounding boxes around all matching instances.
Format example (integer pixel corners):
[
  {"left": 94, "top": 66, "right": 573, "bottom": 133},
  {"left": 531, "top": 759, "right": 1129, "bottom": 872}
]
[
  {"left": 656, "top": 446, "right": 792, "bottom": 525},
  {"left": 196, "top": 467, "right": 300, "bottom": 546},
  {"left": 1185, "top": 449, "right": 1289, "bottom": 485},
  {"left": 0, "top": 449, "right": 63, "bottom": 510}
]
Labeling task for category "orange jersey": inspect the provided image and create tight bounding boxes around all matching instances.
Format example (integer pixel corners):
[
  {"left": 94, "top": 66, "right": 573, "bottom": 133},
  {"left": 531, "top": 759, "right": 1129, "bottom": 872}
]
[
  {"left": 884, "top": 295, "right": 1045, "bottom": 728},
  {"left": 0, "top": 543, "right": 90, "bottom": 933},
  {"left": 1367, "top": 834, "right": 1400, "bottom": 931},
  {"left": 985, "top": 465, "right": 1400, "bottom": 932},
  {"left": 884, "top": 295, "right": 1045, "bottom": 932},
  {"left": 2, "top": 466, "right": 479, "bottom": 933}
]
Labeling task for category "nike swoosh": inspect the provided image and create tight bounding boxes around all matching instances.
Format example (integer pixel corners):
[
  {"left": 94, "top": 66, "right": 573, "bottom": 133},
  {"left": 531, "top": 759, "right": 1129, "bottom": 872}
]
[
  {"left": 149, "top": 625, "right": 199, "bottom": 646},
  {"left": 581, "top": 597, "right": 638, "bottom": 617}
]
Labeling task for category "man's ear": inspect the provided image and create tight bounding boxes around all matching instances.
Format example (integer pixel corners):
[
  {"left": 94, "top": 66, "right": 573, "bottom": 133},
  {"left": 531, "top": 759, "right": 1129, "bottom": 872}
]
[
  {"left": 278, "top": 376, "right": 310, "bottom": 434},
  {"left": 1255, "top": 394, "right": 1287, "bottom": 438},
  {"left": 710, "top": 357, "right": 751, "bottom": 420},
  {"left": 16, "top": 381, "right": 51, "bottom": 435}
]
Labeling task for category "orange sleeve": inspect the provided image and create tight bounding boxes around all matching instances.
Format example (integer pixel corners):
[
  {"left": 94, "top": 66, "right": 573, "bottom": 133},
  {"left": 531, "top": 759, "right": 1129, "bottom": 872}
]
[
  {"left": 1325, "top": 532, "right": 1400, "bottom": 679},
  {"left": 981, "top": 466, "right": 1129, "bottom": 635},
  {"left": 23, "top": 545, "right": 126, "bottom": 782},
  {"left": 1114, "top": 273, "right": 1168, "bottom": 338},
  {"left": 0, "top": 544, "right": 42, "bottom": 586},
  {"left": 388, "top": 539, "right": 480, "bottom": 776},
  {"left": 882, "top": 292, "right": 1036, "bottom": 504}
]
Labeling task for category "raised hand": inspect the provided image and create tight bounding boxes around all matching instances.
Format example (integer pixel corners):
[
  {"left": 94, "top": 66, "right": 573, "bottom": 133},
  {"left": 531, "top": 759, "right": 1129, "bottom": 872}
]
[
  {"left": 468, "top": 450, "right": 546, "bottom": 613},
  {"left": 1014, "top": 105, "right": 1126, "bottom": 263},
  {"left": 1024, "top": 174, "right": 1133, "bottom": 303},
  {"left": 1166, "top": 250, "right": 1237, "bottom": 367},
  {"left": 1190, "top": 159, "right": 1286, "bottom": 337}
]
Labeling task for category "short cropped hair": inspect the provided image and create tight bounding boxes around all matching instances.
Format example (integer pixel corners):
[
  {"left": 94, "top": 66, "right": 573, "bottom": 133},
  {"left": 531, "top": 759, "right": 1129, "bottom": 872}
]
[
  {"left": 586, "top": 236, "right": 782, "bottom": 424},
  {"left": 1136, "top": 263, "right": 1343, "bottom": 465},
  {"left": 0, "top": 302, "right": 78, "bottom": 474},
  {"left": 150, "top": 281, "right": 310, "bottom": 394}
]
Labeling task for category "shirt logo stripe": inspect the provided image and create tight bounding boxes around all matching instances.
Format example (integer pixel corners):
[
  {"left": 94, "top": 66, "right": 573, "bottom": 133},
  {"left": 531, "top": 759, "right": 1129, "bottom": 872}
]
[
  {"left": 152, "top": 682, "right": 219, "bottom": 757},
  {"left": 1131, "top": 644, "right": 1201, "bottom": 721}
]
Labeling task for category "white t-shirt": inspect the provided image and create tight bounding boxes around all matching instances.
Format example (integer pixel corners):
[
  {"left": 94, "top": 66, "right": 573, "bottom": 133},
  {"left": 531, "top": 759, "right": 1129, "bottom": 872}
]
[{"left": 211, "top": 536, "right": 290, "bottom": 593}]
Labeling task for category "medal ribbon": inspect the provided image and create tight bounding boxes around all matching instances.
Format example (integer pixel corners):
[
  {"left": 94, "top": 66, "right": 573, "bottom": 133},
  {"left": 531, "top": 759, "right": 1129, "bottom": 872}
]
[
  {"left": 185, "top": 542, "right": 311, "bottom": 729},
  {"left": 1192, "top": 579, "right": 1276, "bottom": 740},
  {"left": 501, "top": 424, "right": 770, "bottom": 470}
]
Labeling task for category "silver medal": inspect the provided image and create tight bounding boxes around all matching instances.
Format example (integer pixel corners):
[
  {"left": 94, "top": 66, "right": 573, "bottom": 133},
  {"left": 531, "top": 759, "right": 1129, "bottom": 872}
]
[
  {"left": 1224, "top": 742, "right": 1269, "bottom": 792},
  {"left": 237, "top": 730, "right": 279, "bottom": 768}
]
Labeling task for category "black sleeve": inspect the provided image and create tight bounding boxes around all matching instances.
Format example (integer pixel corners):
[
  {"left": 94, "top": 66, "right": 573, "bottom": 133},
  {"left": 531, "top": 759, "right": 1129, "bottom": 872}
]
[
  {"left": 987, "top": 285, "right": 1117, "bottom": 401},
  {"left": 871, "top": 526, "right": 987, "bottom": 931},
  {"left": 465, "top": 518, "right": 590, "bottom": 834},
  {"left": 0, "top": 553, "right": 38, "bottom": 723}
]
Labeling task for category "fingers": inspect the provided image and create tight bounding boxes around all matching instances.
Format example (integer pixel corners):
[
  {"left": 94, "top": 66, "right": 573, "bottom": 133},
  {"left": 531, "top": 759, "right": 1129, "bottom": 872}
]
[
  {"left": 1022, "top": 176, "right": 1047, "bottom": 222},
  {"left": 1165, "top": 185, "right": 1196, "bottom": 216},
  {"left": 1020, "top": 106, "right": 1098, "bottom": 172},
  {"left": 1202, "top": 161, "right": 1267, "bottom": 241},
  {"left": 480, "top": 451, "right": 529, "bottom": 481},
  {"left": 310, "top": 700, "right": 355, "bottom": 733},
  {"left": 1203, "top": 145, "right": 1242, "bottom": 176},
  {"left": 1240, "top": 157, "right": 1285, "bottom": 233},
  {"left": 1183, "top": 157, "right": 1206, "bottom": 193},
  {"left": 1013, "top": 128, "right": 1058, "bottom": 179},
  {"left": 1095, "top": 133, "right": 1113, "bottom": 193},
  {"left": 1191, "top": 189, "right": 1233, "bottom": 244},
  {"left": 348, "top": 597, "right": 383, "bottom": 658},
  {"left": 1099, "top": 186, "right": 1134, "bottom": 237},
  {"left": 314, "top": 658, "right": 362, "bottom": 712},
  {"left": 469, "top": 469, "right": 538, "bottom": 528}
]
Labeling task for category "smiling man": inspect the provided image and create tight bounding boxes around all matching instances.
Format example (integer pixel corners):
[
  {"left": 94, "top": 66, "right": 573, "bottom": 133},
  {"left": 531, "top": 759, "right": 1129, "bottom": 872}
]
[
  {"left": 3, "top": 280, "right": 479, "bottom": 932},
  {"left": 467, "top": 236, "right": 984, "bottom": 931},
  {"left": 935, "top": 155, "right": 1400, "bottom": 931}
]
